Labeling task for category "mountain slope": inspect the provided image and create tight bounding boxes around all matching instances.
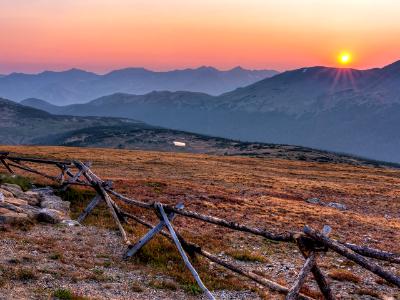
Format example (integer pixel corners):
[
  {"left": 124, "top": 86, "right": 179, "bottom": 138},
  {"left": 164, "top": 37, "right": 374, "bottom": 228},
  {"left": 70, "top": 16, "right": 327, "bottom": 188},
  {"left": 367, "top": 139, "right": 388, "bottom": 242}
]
[
  {"left": 24, "top": 60, "right": 400, "bottom": 162},
  {"left": 0, "top": 98, "right": 138, "bottom": 144},
  {"left": 0, "top": 67, "right": 277, "bottom": 104},
  {"left": 2, "top": 97, "right": 394, "bottom": 167}
]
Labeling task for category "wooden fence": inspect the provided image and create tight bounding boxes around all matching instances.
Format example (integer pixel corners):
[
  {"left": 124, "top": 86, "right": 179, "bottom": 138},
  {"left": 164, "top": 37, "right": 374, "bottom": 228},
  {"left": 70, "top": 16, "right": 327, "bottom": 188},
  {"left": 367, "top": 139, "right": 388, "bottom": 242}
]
[{"left": 0, "top": 151, "right": 399, "bottom": 300}]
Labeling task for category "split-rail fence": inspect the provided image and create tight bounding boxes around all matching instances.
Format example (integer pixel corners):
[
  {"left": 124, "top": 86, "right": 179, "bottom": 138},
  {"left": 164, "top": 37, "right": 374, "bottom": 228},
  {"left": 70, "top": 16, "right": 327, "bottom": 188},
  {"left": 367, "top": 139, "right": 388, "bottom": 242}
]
[{"left": 0, "top": 151, "right": 399, "bottom": 300}]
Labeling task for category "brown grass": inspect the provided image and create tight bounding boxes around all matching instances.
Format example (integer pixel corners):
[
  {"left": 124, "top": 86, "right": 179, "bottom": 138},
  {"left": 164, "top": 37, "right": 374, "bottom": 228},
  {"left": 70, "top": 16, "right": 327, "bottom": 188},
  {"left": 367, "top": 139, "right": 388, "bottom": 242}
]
[{"left": 328, "top": 269, "right": 361, "bottom": 283}]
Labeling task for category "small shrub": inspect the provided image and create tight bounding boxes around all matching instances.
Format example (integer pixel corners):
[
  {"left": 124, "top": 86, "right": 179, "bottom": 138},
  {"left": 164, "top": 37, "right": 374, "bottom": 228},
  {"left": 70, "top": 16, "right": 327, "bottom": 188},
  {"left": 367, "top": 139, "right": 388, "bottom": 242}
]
[
  {"left": 16, "top": 268, "right": 36, "bottom": 281},
  {"left": 148, "top": 279, "right": 178, "bottom": 291},
  {"left": 53, "top": 288, "right": 89, "bottom": 300},
  {"left": 328, "top": 269, "right": 361, "bottom": 283},
  {"left": 131, "top": 282, "right": 144, "bottom": 293},
  {"left": 183, "top": 283, "right": 202, "bottom": 295},
  {"left": 53, "top": 289, "right": 74, "bottom": 300},
  {"left": 49, "top": 252, "right": 63, "bottom": 260}
]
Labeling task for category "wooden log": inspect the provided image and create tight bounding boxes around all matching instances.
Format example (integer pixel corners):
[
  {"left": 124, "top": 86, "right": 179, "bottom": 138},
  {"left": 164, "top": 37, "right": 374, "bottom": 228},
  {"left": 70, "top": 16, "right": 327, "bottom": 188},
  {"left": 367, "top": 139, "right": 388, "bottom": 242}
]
[
  {"left": 0, "top": 158, "right": 14, "bottom": 174},
  {"left": 157, "top": 203, "right": 215, "bottom": 300},
  {"left": 122, "top": 211, "right": 315, "bottom": 300},
  {"left": 286, "top": 253, "right": 316, "bottom": 300},
  {"left": 295, "top": 233, "right": 336, "bottom": 300},
  {"left": 77, "top": 194, "right": 102, "bottom": 223},
  {"left": 74, "top": 161, "right": 131, "bottom": 245},
  {"left": 105, "top": 187, "right": 293, "bottom": 242},
  {"left": 304, "top": 226, "right": 400, "bottom": 288},
  {"left": 7, "top": 155, "right": 73, "bottom": 166},
  {"left": 124, "top": 203, "right": 184, "bottom": 259},
  {"left": 342, "top": 242, "right": 400, "bottom": 264},
  {"left": 7, "top": 162, "right": 59, "bottom": 181},
  {"left": 100, "top": 186, "right": 131, "bottom": 245}
]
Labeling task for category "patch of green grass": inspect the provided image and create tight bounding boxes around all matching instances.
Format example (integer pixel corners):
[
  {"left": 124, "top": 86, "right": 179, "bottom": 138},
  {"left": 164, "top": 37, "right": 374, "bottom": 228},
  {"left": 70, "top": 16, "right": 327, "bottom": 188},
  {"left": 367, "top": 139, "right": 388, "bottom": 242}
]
[
  {"left": 183, "top": 283, "right": 202, "bottom": 295},
  {"left": 53, "top": 288, "right": 89, "bottom": 300},
  {"left": 0, "top": 173, "right": 32, "bottom": 191}
]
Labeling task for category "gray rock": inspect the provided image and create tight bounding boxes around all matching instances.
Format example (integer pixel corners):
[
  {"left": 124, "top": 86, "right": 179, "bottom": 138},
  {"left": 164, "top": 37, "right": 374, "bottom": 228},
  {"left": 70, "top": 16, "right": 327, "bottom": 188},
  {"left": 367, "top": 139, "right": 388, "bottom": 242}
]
[
  {"left": 306, "top": 198, "right": 325, "bottom": 205},
  {"left": 40, "top": 195, "right": 70, "bottom": 215},
  {"left": 327, "top": 202, "right": 347, "bottom": 210},
  {"left": 61, "top": 219, "right": 81, "bottom": 227},
  {"left": 0, "top": 192, "right": 4, "bottom": 202},
  {"left": 37, "top": 208, "right": 64, "bottom": 224}
]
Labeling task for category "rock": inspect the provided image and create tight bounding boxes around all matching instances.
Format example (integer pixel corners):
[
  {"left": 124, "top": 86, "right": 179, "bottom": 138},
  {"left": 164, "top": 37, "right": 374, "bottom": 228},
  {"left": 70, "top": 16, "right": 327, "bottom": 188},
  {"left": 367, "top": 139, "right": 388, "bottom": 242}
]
[
  {"left": 40, "top": 195, "right": 70, "bottom": 215},
  {"left": 0, "top": 201, "right": 24, "bottom": 213},
  {"left": 0, "top": 184, "right": 33, "bottom": 203},
  {"left": 61, "top": 219, "right": 81, "bottom": 227},
  {"left": 31, "top": 187, "right": 54, "bottom": 195},
  {"left": 1, "top": 183, "right": 22, "bottom": 192},
  {"left": 37, "top": 208, "right": 64, "bottom": 224},
  {"left": 0, "top": 188, "right": 14, "bottom": 198},
  {"left": 0, "top": 207, "right": 29, "bottom": 224},
  {"left": 0, "top": 185, "right": 71, "bottom": 225},
  {"left": 24, "top": 191, "right": 41, "bottom": 206},
  {"left": 5, "top": 198, "right": 28, "bottom": 207},
  {"left": 306, "top": 198, "right": 325, "bottom": 205},
  {"left": 327, "top": 202, "right": 347, "bottom": 210}
]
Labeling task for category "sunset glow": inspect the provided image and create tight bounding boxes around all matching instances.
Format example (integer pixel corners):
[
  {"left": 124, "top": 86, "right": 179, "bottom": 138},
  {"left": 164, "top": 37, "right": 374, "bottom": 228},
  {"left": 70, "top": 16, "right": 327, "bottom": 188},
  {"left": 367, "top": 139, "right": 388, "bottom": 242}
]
[
  {"left": 338, "top": 52, "right": 352, "bottom": 65},
  {"left": 1, "top": 1, "right": 400, "bottom": 73}
]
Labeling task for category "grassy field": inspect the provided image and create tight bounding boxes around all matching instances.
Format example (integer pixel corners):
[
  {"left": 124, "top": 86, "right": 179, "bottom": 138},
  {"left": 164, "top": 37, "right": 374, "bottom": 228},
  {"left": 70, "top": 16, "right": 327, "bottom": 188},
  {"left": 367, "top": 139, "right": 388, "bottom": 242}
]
[{"left": 1, "top": 145, "right": 399, "bottom": 299}]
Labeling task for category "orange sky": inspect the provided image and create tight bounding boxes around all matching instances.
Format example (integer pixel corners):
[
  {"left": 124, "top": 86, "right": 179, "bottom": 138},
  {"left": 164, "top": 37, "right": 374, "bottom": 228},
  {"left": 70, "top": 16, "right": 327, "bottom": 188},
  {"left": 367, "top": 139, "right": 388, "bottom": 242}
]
[{"left": 1, "top": 0, "right": 400, "bottom": 73}]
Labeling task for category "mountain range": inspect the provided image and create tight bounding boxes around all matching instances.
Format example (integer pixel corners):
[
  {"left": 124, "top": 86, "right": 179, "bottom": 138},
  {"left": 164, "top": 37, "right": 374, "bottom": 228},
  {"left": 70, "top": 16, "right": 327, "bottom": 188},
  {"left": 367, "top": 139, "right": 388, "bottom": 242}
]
[
  {"left": 21, "top": 60, "right": 400, "bottom": 162},
  {"left": 0, "top": 67, "right": 277, "bottom": 105},
  {"left": 1, "top": 97, "right": 395, "bottom": 168}
]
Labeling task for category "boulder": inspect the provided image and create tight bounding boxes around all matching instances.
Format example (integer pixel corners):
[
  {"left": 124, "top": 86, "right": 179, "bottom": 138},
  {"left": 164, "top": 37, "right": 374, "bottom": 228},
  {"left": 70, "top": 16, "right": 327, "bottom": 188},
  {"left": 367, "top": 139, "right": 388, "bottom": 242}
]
[
  {"left": 5, "top": 198, "right": 28, "bottom": 207},
  {"left": 0, "top": 201, "right": 24, "bottom": 213},
  {"left": 0, "top": 207, "right": 29, "bottom": 224},
  {"left": 37, "top": 208, "right": 64, "bottom": 224},
  {"left": 0, "top": 188, "right": 14, "bottom": 198},
  {"left": 40, "top": 195, "right": 70, "bottom": 215},
  {"left": 24, "top": 191, "right": 41, "bottom": 206}
]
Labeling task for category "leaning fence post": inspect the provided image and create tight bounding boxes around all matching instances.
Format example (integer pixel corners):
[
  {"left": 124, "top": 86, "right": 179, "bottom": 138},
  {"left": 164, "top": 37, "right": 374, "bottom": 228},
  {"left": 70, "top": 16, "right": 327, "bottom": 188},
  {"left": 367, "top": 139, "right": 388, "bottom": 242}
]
[
  {"left": 124, "top": 203, "right": 184, "bottom": 259},
  {"left": 157, "top": 203, "right": 215, "bottom": 300}
]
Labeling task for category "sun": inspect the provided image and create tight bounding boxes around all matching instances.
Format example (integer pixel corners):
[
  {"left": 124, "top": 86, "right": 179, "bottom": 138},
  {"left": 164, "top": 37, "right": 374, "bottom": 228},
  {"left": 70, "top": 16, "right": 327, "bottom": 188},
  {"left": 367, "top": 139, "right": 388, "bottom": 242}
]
[{"left": 338, "top": 52, "right": 352, "bottom": 65}]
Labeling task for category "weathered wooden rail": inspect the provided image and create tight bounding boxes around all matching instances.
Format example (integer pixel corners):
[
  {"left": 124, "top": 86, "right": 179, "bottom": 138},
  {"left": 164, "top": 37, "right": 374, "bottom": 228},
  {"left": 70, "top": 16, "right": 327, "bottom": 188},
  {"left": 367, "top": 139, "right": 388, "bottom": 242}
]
[{"left": 1, "top": 151, "right": 399, "bottom": 300}]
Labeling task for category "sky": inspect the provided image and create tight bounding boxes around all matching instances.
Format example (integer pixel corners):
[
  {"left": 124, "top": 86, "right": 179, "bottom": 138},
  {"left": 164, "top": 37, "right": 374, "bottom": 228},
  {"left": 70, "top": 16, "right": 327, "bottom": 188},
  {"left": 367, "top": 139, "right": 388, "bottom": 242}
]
[{"left": 1, "top": 0, "right": 400, "bottom": 74}]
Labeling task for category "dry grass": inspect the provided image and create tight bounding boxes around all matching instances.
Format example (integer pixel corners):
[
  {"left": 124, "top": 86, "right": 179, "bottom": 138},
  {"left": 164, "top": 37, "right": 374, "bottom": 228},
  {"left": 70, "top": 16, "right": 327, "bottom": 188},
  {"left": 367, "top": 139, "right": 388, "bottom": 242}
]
[
  {"left": 328, "top": 269, "right": 361, "bottom": 283},
  {"left": 1, "top": 145, "right": 399, "bottom": 298},
  {"left": 227, "top": 249, "right": 267, "bottom": 263},
  {"left": 2, "top": 145, "right": 398, "bottom": 252}
]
